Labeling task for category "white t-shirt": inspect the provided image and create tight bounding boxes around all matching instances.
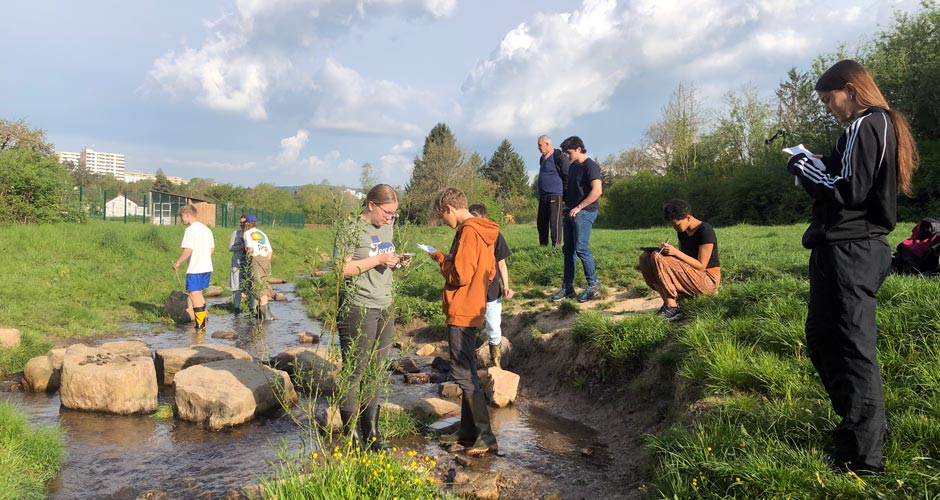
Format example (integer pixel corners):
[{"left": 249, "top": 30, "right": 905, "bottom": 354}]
[
  {"left": 244, "top": 227, "right": 273, "bottom": 258},
  {"left": 181, "top": 221, "right": 215, "bottom": 274}
]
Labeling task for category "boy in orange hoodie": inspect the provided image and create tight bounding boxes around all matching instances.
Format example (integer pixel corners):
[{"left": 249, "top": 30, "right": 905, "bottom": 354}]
[{"left": 429, "top": 187, "right": 500, "bottom": 456}]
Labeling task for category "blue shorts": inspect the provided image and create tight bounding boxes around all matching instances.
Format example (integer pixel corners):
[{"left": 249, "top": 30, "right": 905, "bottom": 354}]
[{"left": 185, "top": 272, "right": 211, "bottom": 292}]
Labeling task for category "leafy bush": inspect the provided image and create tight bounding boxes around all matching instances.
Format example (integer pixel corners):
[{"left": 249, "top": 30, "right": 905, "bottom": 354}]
[{"left": 0, "top": 149, "right": 77, "bottom": 224}]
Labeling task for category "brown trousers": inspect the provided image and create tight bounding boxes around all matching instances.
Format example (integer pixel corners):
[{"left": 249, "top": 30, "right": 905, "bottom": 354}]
[{"left": 639, "top": 251, "right": 719, "bottom": 301}]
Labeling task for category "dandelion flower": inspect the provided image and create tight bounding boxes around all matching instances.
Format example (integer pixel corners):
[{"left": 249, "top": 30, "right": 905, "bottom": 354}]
[
  {"left": 408, "top": 450, "right": 417, "bottom": 457},
  {"left": 706, "top": 447, "right": 712, "bottom": 452}
]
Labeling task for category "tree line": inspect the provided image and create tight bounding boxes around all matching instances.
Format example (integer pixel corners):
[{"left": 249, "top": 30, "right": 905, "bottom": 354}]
[{"left": 4, "top": 4, "right": 939, "bottom": 227}]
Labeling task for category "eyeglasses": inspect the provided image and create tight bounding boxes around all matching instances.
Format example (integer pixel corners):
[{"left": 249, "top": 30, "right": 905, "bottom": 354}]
[{"left": 374, "top": 204, "right": 399, "bottom": 219}]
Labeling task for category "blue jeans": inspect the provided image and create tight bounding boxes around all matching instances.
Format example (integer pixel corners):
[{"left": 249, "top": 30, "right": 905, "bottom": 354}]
[{"left": 562, "top": 209, "right": 598, "bottom": 287}]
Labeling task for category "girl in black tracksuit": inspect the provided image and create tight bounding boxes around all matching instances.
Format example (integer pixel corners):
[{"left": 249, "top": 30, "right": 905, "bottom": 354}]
[{"left": 787, "top": 59, "right": 918, "bottom": 474}]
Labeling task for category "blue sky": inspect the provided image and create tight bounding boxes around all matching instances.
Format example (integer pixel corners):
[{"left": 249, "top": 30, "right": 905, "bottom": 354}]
[{"left": 1, "top": 0, "right": 923, "bottom": 188}]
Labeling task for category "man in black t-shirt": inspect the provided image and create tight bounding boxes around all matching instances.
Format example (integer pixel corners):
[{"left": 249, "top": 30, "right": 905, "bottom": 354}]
[
  {"left": 550, "top": 136, "right": 603, "bottom": 303},
  {"left": 638, "top": 199, "right": 721, "bottom": 321}
]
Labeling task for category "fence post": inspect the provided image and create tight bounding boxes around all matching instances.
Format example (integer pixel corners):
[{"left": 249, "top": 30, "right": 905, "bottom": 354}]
[
  {"left": 124, "top": 193, "right": 128, "bottom": 224},
  {"left": 103, "top": 190, "right": 107, "bottom": 220}
]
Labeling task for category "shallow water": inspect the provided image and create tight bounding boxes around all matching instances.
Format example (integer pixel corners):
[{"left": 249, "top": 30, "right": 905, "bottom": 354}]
[{"left": 1, "top": 283, "right": 615, "bottom": 499}]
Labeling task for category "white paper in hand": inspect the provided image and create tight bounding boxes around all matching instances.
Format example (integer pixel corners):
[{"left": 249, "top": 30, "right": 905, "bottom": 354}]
[
  {"left": 417, "top": 244, "right": 437, "bottom": 254},
  {"left": 783, "top": 143, "right": 826, "bottom": 185}
]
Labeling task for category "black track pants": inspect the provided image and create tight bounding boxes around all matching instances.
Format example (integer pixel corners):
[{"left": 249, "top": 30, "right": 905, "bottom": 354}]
[
  {"left": 537, "top": 194, "right": 563, "bottom": 246},
  {"left": 806, "top": 239, "right": 891, "bottom": 467}
]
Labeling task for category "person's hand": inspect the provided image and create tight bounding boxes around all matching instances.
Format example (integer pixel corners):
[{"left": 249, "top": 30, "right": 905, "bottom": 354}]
[
  {"left": 172, "top": 261, "right": 180, "bottom": 271},
  {"left": 504, "top": 287, "right": 514, "bottom": 299},
  {"left": 569, "top": 206, "right": 581, "bottom": 218},
  {"left": 660, "top": 242, "right": 676, "bottom": 256},
  {"left": 786, "top": 152, "right": 809, "bottom": 175},
  {"left": 376, "top": 252, "right": 400, "bottom": 268}
]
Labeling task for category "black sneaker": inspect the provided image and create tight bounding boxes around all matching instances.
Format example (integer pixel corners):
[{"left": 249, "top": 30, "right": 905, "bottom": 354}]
[
  {"left": 577, "top": 282, "right": 600, "bottom": 302},
  {"left": 550, "top": 286, "right": 576, "bottom": 302},
  {"left": 823, "top": 454, "right": 884, "bottom": 475},
  {"left": 659, "top": 306, "right": 684, "bottom": 321}
]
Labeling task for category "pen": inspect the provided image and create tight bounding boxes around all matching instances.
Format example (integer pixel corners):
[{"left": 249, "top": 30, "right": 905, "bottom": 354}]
[{"left": 658, "top": 239, "right": 669, "bottom": 254}]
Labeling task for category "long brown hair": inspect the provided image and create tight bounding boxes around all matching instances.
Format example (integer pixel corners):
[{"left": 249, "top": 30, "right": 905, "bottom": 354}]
[{"left": 816, "top": 59, "right": 918, "bottom": 196}]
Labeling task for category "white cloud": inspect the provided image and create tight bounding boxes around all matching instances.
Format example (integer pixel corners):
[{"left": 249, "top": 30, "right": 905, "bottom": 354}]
[
  {"left": 161, "top": 158, "right": 257, "bottom": 172},
  {"left": 147, "top": 0, "right": 456, "bottom": 121},
  {"left": 391, "top": 139, "right": 415, "bottom": 154},
  {"left": 278, "top": 129, "right": 309, "bottom": 162},
  {"left": 309, "top": 59, "right": 435, "bottom": 135},
  {"left": 458, "top": 0, "right": 919, "bottom": 139}
]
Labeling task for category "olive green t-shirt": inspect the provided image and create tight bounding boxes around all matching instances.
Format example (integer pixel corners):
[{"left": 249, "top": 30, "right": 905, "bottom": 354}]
[{"left": 334, "top": 216, "right": 396, "bottom": 309}]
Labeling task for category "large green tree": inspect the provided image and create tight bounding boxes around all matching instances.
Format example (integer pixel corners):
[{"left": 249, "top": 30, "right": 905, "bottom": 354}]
[
  {"left": 480, "top": 139, "right": 529, "bottom": 200},
  {"left": 403, "top": 123, "right": 492, "bottom": 224},
  {"left": 0, "top": 119, "right": 55, "bottom": 156},
  {"left": 0, "top": 149, "right": 77, "bottom": 223}
]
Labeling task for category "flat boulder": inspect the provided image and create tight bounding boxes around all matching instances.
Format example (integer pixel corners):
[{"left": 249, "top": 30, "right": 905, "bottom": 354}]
[
  {"left": 164, "top": 290, "right": 194, "bottom": 324},
  {"left": 479, "top": 367, "right": 519, "bottom": 408},
  {"left": 0, "top": 328, "right": 21, "bottom": 349},
  {"left": 269, "top": 347, "right": 340, "bottom": 395},
  {"left": 155, "top": 344, "right": 252, "bottom": 386},
  {"left": 59, "top": 343, "right": 158, "bottom": 414},
  {"left": 387, "top": 393, "right": 460, "bottom": 421},
  {"left": 174, "top": 359, "right": 296, "bottom": 431}
]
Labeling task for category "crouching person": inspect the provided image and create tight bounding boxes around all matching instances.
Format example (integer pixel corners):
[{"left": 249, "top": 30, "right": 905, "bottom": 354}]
[{"left": 639, "top": 199, "right": 720, "bottom": 321}]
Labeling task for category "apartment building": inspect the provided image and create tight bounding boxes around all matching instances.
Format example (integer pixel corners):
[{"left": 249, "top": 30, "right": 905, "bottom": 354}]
[{"left": 56, "top": 147, "right": 125, "bottom": 179}]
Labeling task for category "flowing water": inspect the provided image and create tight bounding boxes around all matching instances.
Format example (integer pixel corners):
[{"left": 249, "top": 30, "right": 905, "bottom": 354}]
[{"left": 1, "top": 284, "right": 615, "bottom": 500}]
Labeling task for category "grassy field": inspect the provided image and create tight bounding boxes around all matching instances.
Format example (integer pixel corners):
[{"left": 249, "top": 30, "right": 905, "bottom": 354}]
[{"left": 3, "top": 218, "right": 939, "bottom": 498}]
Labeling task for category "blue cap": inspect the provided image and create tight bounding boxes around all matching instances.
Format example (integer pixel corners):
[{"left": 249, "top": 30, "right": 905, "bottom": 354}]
[{"left": 245, "top": 214, "right": 257, "bottom": 223}]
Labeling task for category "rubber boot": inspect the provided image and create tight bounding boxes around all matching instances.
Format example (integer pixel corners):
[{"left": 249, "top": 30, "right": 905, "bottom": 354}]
[
  {"left": 261, "top": 303, "right": 276, "bottom": 322},
  {"left": 465, "top": 391, "right": 498, "bottom": 456},
  {"left": 440, "top": 394, "right": 478, "bottom": 446},
  {"left": 489, "top": 343, "right": 502, "bottom": 369},
  {"left": 232, "top": 291, "right": 242, "bottom": 314},
  {"left": 339, "top": 408, "right": 364, "bottom": 450},
  {"left": 360, "top": 405, "right": 391, "bottom": 452}
]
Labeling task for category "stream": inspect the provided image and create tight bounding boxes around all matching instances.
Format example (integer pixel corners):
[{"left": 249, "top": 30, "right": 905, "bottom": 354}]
[{"left": 1, "top": 283, "right": 617, "bottom": 500}]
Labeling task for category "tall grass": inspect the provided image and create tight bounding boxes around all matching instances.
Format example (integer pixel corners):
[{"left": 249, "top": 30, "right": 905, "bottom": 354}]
[{"left": 0, "top": 401, "right": 65, "bottom": 500}]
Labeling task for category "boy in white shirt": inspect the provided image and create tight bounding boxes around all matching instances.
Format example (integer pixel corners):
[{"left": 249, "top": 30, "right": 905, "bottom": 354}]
[{"left": 172, "top": 205, "right": 215, "bottom": 331}]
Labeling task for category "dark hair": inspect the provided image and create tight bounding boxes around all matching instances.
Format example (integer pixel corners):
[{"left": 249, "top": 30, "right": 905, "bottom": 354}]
[
  {"left": 816, "top": 59, "right": 918, "bottom": 196},
  {"left": 468, "top": 203, "right": 487, "bottom": 218},
  {"left": 559, "top": 136, "right": 586, "bottom": 154},
  {"left": 663, "top": 199, "right": 691, "bottom": 220}
]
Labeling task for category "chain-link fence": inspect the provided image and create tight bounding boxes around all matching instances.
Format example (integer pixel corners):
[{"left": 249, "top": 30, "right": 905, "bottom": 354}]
[{"left": 69, "top": 186, "right": 305, "bottom": 228}]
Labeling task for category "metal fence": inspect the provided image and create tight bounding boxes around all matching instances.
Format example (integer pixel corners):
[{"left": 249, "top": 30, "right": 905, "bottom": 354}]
[{"left": 70, "top": 186, "right": 305, "bottom": 228}]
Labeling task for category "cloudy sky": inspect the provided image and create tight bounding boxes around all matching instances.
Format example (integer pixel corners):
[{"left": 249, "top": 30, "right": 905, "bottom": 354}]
[{"left": 2, "top": 0, "right": 923, "bottom": 188}]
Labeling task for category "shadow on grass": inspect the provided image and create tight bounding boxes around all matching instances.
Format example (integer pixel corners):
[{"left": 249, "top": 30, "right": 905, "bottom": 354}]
[{"left": 129, "top": 301, "right": 162, "bottom": 317}]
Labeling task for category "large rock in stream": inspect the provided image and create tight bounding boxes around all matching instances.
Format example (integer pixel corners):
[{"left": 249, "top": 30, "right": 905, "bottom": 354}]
[
  {"left": 268, "top": 346, "right": 340, "bottom": 395},
  {"left": 23, "top": 347, "right": 66, "bottom": 392},
  {"left": 59, "top": 341, "right": 158, "bottom": 414},
  {"left": 155, "top": 344, "right": 252, "bottom": 386},
  {"left": 164, "top": 290, "right": 194, "bottom": 323},
  {"left": 173, "top": 359, "right": 297, "bottom": 430}
]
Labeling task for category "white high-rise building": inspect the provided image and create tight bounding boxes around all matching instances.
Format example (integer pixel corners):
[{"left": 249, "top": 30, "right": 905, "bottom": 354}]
[{"left": 56, "top": 147, "right": 126, "bottom": 179}]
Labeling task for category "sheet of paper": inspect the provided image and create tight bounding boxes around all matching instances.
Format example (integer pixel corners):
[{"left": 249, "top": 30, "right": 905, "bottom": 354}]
[{"left": 417, "top": 244, "right": 437, "bottom": 254}]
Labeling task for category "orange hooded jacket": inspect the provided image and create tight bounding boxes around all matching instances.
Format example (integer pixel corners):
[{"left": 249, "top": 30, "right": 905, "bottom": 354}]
[{"left": 431, "top": 216, "right": 499, "bottom": 328}]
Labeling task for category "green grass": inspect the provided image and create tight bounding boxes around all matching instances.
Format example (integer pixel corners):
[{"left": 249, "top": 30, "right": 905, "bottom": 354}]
[
  {"left": 261, "top": 441, "right": 455, "bottom": 500},
  {"left": 0, "top": 219, "right": 332, "bottom": 376},
  {"left": 0, "top": 401, "right": 65, "bottom": 500},
  {"left": 5, "top": 219, "right": 940, "bottom": 497}
]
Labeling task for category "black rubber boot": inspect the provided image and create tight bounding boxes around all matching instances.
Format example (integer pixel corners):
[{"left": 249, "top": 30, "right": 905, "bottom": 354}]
[
  {"left": 339, "top": 408, "right": 363, "bottom": 450},
  {"left": 465, "top": 391, "right": 498, "bottom": 456},
  {"left": 360, "top": 405, "right": 391, "bottom": 452},
  {"left": 440, "top": 394, "right": 477, "bottom": 446}
]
